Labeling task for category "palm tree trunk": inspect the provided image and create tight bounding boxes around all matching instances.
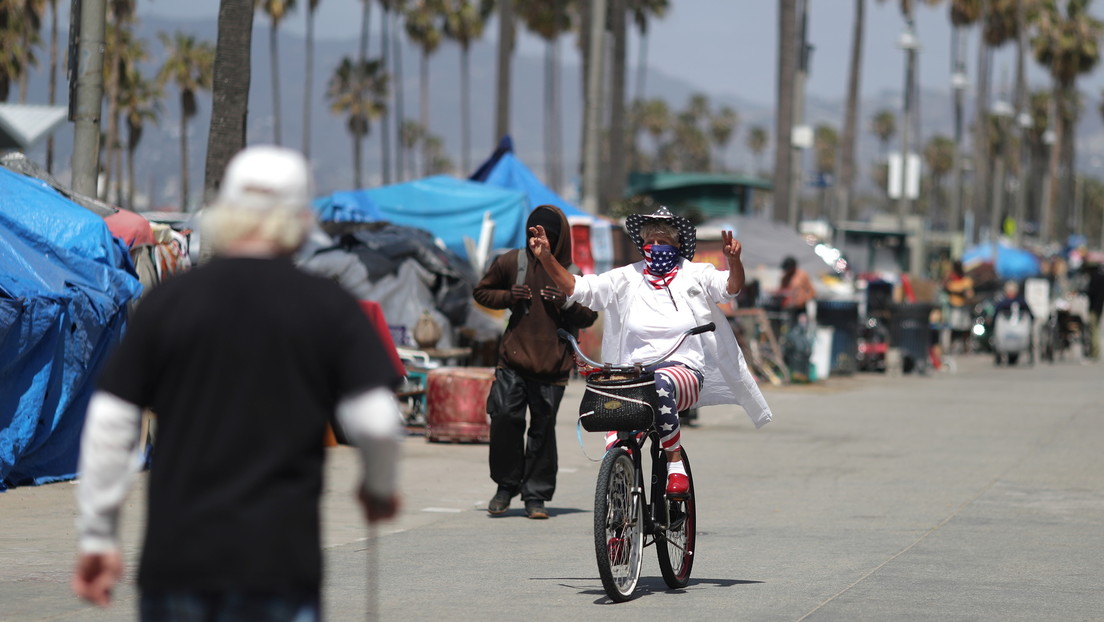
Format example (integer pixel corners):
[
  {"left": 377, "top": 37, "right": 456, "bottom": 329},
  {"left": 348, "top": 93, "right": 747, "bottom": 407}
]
[
  {"left": 102, "top": 53, "right": 120, "bottom": 201},
  {"left": 461, "top": 44, "right": 471, "bottom": 174},
  {"left": 837, "top": 0, "right": 864, "bottom": 226},
  {"left": 380, "top": 7, "right": 392, "bottom": 185},
  {"left": 634, "top": 27, "right": 648, "bottom": 104},
  {"left": 204, "top": 0, "right": 255, "bottom": 206},
  {"left": 420, "top": 50, "right": 430, "bottom": 174},
  {"left": 47, "top": 0, "right": 58, "bottom": 173},
  {"left": 494, "top": 0, "right": 514, "bottom": 142},
  {"left": 773, "top": 0, "right": 797, "bottom": 223},
  {"left": 353, "top": 132, "right": 364, "bottom": 189},
  {"left": 393, "top": 11, "right": 405, "bottom": 181},
  {"left": 607, "top": 0, "right": 627, "bottom": 209},
  {"left": 303, "top": 6, "right": 315, "bottom": 158},
  {"left": 180, "top": 105, "right": 191, "bottom": 211},
  {"left": 127, "top": 132, "right": 137, "bottom": 209},
  {"left": 973, "top": 4, "right": 991, "bottom": 241},
  {"left": 270, "top": 22, "right": 282, "bottom": 145},
  {"left": 1042, "top": 84, "right": 1061, "bottom": 243}
]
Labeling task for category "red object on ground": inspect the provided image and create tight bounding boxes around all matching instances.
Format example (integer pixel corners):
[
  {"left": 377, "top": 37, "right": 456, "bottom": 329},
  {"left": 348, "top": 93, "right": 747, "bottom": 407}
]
[
  {"left": 357, "top": 300, "right": 405, "bottom": 377},
  {"left": 425, "top": 367, "right": 494, "bottom": 443},
  {"left": 900, "top": 273, "right": 917, "bottom": 303}
]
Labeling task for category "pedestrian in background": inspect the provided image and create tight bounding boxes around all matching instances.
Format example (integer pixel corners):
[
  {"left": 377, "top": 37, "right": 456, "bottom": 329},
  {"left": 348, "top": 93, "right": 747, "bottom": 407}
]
[
  {"left": 72, "top": 146, "right": 403, "bottom": 621},
  {"left": 775, "top": 255, "right": 816, "bottom": 321},
  {"left": 474, "top": 205, "right": 597, "bottom": 519},
  {"left": 1084, "top": 262, "right": 1104, "bottom": 361},
  {"left": 943, "top": 260, "right": 975, "bottom": 354}
]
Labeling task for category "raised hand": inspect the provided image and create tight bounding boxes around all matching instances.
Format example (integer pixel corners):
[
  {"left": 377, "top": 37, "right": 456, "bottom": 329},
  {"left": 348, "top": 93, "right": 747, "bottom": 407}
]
[
  {"left": 528, "top": 225, "right": 550, "bottom": 260},
  {"left": 721, "top": 230, "right": 743, "bottom": 265}
]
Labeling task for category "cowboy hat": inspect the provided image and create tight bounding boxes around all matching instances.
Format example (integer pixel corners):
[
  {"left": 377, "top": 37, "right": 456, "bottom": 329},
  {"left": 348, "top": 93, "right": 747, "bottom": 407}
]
[{"left": 624, "top": 205, "right": 697, "bottom": 261}]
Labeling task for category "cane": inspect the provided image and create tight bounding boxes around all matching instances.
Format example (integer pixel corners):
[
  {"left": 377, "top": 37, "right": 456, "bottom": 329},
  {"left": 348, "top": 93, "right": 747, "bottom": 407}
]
[{"left": 366, "top": 522, "right": 378, "bottom": 621}]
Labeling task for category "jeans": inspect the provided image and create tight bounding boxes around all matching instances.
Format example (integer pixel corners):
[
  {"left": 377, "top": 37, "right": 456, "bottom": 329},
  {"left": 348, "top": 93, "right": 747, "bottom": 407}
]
[{"left": 140, "top": 590, "right": 320, "bottom": 622}]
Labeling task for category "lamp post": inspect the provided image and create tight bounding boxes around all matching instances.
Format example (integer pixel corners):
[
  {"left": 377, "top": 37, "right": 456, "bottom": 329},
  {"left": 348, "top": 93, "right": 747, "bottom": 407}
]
[
  {"left": 896, "top": 17, "right": 920, "bottom": 229},
  {"left": 1013, "top": 111, "right": 1032, "bottom": 246},
  {"left": 949, "top": 24, "right": 968, "bottom": 239}
]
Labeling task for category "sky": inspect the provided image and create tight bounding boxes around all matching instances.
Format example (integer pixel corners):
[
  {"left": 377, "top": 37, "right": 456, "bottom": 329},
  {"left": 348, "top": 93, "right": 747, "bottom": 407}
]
[{"left": 134, "top": 0, "right": 1104, "bottom": 109}]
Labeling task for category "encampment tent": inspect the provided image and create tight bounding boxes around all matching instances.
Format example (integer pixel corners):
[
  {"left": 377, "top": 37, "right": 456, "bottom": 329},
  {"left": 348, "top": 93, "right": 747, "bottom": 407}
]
[
  {"left": 0, "top": 166, "right": 142, "bottom": 490},
  {"left": 470, "top": 136, "right": 593, "bottom": 222},
  {"left": 312, "top": 176, "right": 528, "bottom": 261}
]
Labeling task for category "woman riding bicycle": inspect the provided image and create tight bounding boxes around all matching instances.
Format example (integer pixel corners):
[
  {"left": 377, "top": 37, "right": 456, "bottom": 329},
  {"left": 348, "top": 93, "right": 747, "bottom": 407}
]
[{"left": 528, "top": 206, "right": 773, "bottom": 496}]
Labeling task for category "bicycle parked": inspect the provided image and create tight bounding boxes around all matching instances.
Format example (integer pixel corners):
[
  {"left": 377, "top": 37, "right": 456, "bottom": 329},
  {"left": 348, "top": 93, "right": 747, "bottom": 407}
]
[{"left": 558, "top": 323, "right": 715, "bottom": 602}]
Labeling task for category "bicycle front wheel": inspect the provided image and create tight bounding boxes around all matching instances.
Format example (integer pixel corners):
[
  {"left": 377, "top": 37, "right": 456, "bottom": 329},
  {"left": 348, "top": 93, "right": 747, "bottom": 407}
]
[
  {"left": 656, "top": 449, "right": 696, "bottom": 589},
  {"left": 594, "top": 447, "right": 643, "bottom": 602}
]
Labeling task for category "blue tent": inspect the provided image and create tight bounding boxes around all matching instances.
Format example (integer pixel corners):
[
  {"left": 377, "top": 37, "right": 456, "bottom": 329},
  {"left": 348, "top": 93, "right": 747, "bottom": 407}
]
[
  {"left": 312, "top": 175, "right": 528, "bottom": 260},
  {"left": 470, "top": 136, "right": 593, "bottom": 221},
  {"left": 0, "top": 166, "right": 142, "bottom": 490},
  {"left": 962, "top": 241, "right": 1042, "bottom": 280}
]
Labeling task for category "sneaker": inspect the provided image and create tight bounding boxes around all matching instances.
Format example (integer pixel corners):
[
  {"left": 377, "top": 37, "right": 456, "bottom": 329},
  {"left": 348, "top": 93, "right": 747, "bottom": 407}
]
[
  {"left": 487, "top": 489, "right": 512, "bottom": 515},
  {"left": 524, "top": 499, "right": 549, "bottom": 519},
  {"left": 607, "top": 537, "right": 625, "bottom": 562},
  {"left": 666, "top": 473, "right": 689, "bottom": 496}
]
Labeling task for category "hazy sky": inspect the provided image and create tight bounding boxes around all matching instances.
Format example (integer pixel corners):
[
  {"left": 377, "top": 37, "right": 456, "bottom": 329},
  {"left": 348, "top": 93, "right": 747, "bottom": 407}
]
[{"left": 135, "top": 0, "right": 1104, "bottom": 109}]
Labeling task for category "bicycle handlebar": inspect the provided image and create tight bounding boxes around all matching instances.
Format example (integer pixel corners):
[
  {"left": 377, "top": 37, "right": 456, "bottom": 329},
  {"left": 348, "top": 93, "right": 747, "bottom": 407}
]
[{"left": 557, "top": 322, "right": 716, "bottom": 373}]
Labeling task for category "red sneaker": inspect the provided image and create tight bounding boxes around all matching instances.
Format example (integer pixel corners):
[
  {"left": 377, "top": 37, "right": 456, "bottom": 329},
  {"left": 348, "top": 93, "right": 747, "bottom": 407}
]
[{"left": 666, "top": 473, "right": 689, "bottom": 496}]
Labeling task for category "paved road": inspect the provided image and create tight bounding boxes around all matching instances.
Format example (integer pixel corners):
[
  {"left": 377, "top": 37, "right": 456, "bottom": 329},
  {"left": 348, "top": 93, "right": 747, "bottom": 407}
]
[{"left": 3, "top": 353, "right": 1102, "bottom": 621}]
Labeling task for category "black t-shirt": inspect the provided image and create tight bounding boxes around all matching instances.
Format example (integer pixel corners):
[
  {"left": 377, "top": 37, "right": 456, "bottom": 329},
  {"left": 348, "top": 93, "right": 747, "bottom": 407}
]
[{"left": 97, "top": 256, "right": 401, "bottom": 593}]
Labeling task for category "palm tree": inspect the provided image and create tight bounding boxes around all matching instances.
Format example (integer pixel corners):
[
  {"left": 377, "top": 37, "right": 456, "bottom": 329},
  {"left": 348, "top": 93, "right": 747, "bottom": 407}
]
[
  {"left": 15, "top": 0, "right": 45, "bottom": 103},
  {"left": 1033, "top": 0, "right": 1103, "bottom": 242},
  {"left": 774, "top": 0, "right": 797, "bottom": 223},
  {"left": 258, "top": 0, "right": 297, "bottom": 146},
  {"left": 303, "top": 0, "right": 322, "bottom": 158},
  {"left": 493, "top": 0, "right": 514, "bottom": 142},
  {"left": 709, "top": 106, "right": 739, "bottom": 173},
  {"left": 747, "top": 125, "right": 769, "bottom": 175},
  {"left": 923, "top": 134, "right": 955, "bottom": 226},
  {"left": 377, "top": 0, "right": 402, "bottom": 184},
  {"left": 157, "top": 31, "right": 215, "bottom": 211},
  {"left": 639, "top": 98, "right": 670, "bottom": 163},
  {"left": 400, "top": 119, "right": 425, "bottom": 177},
  {"left": 103, "top": 21, "right": 142, "bottom": 202},
  {"left": 870, "top": 109, "right": 897, "bottom": 157},
  {"left": 948, "top": 0, "right": 982, "bottom": 235},
  {"left": 204, "top": 0, "right": 256, "bottom": 207},
  {"left": 442, "top": 0, "right": 489, "bottom": 174},
  {"left": 405, "top": 0, "right": 444, "bottom": 171},
  {"left": 517, "top": 0, "right": 572, "bottom": 189},
  {"left": 327, "top": 56, "right": 389, "bottom": 189},
  {"left": 626, "top": 0, "right": 669, "bottom": 103},
  {"left": 607, "top": 0, "right": 629, "bottom": 209},
  {"left": 118, "top": 66, "right": 162, "bottom": 209}
]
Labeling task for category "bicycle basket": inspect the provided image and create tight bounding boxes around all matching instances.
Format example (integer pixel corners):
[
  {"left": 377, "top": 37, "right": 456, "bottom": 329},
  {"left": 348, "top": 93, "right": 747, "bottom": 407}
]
[{"left": 578, "top": 372, "right": 657, "bottom": 432}]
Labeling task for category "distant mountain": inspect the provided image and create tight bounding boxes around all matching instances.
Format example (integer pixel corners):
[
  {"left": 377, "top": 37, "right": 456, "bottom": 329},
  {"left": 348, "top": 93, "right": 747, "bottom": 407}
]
[{"left": 16, "top": 15, "right": 1104, "bottom": 209}]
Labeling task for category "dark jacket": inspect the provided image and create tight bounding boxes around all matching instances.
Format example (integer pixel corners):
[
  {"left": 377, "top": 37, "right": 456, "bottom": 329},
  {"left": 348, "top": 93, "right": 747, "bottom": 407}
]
[{"left": 473, "top": 205, "right": 597, "bottom": 383}]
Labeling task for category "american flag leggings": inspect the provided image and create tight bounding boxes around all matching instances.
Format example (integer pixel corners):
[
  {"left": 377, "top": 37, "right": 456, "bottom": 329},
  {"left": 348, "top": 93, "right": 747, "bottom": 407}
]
[{"left": 604, "top": 362, "right": 704, "bottom": 453}]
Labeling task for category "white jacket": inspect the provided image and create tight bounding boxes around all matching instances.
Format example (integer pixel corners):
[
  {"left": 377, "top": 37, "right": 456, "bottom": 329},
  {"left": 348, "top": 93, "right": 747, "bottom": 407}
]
[{"left": 568, "top": 259, "right": 772, "bottom": 429}]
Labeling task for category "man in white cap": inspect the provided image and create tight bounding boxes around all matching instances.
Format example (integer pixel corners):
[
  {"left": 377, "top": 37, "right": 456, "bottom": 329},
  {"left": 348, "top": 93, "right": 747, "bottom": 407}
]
[{"left": 72, "top": 146, "right": 403, "bottom": 621}]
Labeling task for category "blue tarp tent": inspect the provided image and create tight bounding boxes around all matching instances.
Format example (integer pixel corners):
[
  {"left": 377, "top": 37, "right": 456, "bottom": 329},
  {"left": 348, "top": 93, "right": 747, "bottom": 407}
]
[
  {"left": 470, "top": 136, "right": 593, "bottom": 221},
  {"left": 0, "top": 166, "right": 142, "bottom": 490},
  {"left": 312, "top": 175, "right": 528, "bottom": 261},
  {"left": 962, "top": 241, "right": 1042, "bottom": 280}
]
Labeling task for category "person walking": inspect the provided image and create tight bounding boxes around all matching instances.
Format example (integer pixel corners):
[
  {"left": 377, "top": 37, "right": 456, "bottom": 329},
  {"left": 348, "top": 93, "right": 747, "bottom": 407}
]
[
  {"left": 71, "top": 146, "right": 404, "bottom": 621},
  {"left": 1084, "top": 262, "right": 1104, "bottom": 361},
  {"left": 943, "top": 260, "right": 975, "bottom": 354},
  {"left": 775, "top": 256, "right": 816, "bottom": 321},
  {"left": 474, "top": 205, "right": 598, "bottom": 519}
]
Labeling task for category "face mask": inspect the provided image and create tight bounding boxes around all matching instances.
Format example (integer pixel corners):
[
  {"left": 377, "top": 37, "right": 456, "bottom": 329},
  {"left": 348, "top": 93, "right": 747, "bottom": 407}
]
[{"left": 643, "top": 243, "right": 679, "bottom": 276}]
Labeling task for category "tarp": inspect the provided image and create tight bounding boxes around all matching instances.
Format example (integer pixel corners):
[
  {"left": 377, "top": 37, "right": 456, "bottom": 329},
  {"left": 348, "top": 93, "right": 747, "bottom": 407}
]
[
  {"left": 470, "top": 136, "right": 594, "bottom": 222},
  {"left": 962, "top": 241, "right": 1042, "bottom": 281},
  {"left": 312, "top": 176, "right": 528, "bottom": 261},
  {"left": 0, "top": 166, "right": 142, "bottom": 490}
]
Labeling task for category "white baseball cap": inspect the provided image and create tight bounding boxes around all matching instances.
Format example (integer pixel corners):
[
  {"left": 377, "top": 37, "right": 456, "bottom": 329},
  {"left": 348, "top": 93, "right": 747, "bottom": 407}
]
[{"left": 214, "top": 145, "right": 312, "bottom": 212}]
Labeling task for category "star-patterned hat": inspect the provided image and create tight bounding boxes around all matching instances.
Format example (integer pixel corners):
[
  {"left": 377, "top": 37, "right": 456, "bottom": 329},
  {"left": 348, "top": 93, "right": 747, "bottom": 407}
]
[{"left": 625, "top": 205, "right": 697, "bottom": 261}]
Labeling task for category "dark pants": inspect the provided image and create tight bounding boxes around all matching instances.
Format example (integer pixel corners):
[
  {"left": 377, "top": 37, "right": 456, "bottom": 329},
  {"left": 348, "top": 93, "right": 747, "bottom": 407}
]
[
  {"left": 486, "top": 367, "right": 564, "bottom": 502},
  {"left": 140, "top": 590, "right": 319, "bottom": 622}
]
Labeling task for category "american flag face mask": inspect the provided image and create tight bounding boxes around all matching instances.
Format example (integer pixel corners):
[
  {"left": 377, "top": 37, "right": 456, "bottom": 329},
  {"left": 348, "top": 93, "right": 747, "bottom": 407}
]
[{"left": 643, "top": 243, "right": 681, "bottom": 297}]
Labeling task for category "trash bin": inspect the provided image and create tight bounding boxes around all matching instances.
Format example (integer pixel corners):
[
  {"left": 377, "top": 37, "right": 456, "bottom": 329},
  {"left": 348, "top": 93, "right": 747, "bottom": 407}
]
[
  {"left": 816, "top": 300, "right": 860, "bottom": 375},
  {"left": 889, "top": 303, "right": 935, "bottom": 373}
]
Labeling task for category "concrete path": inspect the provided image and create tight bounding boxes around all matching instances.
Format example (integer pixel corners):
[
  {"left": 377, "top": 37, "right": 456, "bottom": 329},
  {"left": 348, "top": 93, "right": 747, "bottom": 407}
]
[{"left": 3, "top": 353, "right": 1102, "bottom": 621}]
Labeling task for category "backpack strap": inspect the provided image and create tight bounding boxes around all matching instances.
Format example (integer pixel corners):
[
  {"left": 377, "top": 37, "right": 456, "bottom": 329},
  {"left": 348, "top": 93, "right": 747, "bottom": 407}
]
[{"left": 516, "top": 249, "right": 528, "bottom": 286}]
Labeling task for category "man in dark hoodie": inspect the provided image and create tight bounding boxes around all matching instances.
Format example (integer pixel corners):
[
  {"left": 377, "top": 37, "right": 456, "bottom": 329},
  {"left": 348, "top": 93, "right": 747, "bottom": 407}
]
[{"left": 473, "top": 205, "right": 598, "bottom": 519}]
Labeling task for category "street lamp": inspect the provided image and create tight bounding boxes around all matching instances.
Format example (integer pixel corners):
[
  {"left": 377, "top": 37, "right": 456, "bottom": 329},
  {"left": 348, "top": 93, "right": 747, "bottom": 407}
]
[{"left": 1013, "top": 111, "right": 1033, "bottom": 246}]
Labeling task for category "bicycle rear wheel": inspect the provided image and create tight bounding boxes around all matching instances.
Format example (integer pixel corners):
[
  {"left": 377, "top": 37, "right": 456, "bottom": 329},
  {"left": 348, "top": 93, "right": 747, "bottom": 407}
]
[
  {"left": 594, "top": 447, "right": 643, "bottom": 602},
  {"left": 656, "top": 449, "right": 696, "bottom": 589}
]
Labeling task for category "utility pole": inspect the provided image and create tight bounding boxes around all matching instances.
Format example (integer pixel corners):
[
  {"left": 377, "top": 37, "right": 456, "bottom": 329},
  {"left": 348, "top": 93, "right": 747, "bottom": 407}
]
[
  {"left": 581, "top": 0, "right": 607, "bottom": 215},
  {"left": 493, "top": 0, "right": 514, "bottom": 143},
  {"left": 949, "top": 26, "right": 968, "bottom": 238},
  {"left": 69, "top": 0, "right": 106, "bottom": 197}
]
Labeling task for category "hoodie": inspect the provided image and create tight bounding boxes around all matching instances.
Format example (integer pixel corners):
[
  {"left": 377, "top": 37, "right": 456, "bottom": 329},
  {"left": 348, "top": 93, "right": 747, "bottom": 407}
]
[{"left": 473, "top": 205, "right": 598, "bottom": 383}]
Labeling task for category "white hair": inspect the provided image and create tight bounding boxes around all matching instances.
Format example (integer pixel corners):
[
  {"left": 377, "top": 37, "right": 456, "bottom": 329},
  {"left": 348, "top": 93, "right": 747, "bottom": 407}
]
[{"left": 202, "top": 205, "right": 315, "bottom": 255}]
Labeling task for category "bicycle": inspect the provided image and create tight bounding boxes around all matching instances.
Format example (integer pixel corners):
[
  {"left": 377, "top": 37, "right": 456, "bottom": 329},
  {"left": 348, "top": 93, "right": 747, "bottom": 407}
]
[{"left": 557, "top": 322, "right": 715, "bottom": 602}]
